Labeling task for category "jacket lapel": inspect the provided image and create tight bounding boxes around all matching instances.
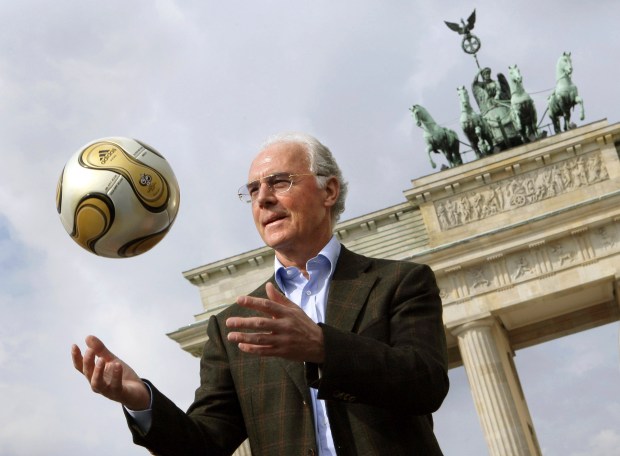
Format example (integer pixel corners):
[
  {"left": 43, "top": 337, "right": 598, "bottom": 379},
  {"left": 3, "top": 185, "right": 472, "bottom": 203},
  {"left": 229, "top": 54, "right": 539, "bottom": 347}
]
[
  {"left": 279, "top": 359, "right": 313, "bottom": 403},
  {"left": 326, "top": 246, "right": 377, "bottom": 332}
]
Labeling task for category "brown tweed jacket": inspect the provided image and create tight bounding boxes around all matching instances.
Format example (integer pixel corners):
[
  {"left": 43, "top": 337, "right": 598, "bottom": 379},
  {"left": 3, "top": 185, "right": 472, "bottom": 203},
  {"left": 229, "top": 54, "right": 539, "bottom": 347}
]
[{"left": 127, "top": 246, "right": 449, "bottom": 455}]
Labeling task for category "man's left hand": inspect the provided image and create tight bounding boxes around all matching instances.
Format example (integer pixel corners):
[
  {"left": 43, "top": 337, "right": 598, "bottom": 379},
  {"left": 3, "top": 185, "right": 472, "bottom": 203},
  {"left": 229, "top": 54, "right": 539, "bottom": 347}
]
[{"left": 226, "top": 282, "right": 325, "bottom": 363}]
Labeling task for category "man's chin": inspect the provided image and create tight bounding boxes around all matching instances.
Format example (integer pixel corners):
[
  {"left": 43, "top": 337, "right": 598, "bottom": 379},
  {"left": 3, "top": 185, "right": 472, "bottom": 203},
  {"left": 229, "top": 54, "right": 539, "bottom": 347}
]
[{"left": 261, "top": 230, "right": 289, "bottom": 249}]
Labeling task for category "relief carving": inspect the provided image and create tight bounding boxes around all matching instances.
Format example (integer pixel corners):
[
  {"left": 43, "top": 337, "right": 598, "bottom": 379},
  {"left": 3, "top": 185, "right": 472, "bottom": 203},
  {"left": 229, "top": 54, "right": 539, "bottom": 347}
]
[
  {"left": 548, "top": 241, "right": 575, "bottom": 267},
  {"left": 439, "top": 221, "right": 617, "bottom": 305},
  {"left": 511, "top": 254, "right": 537, "bottom": 280},
  {"left": 439, "top": 287, "right": 450, "bottom": 301},
  {"left": 435, "top": 152, "right": 609, "bottom": 230},
  {"left": 467, "top": 265, "right": 493, "bottom": 290},
  {"left": 592, "top": 225, "right": 618, "bottom": 252}
]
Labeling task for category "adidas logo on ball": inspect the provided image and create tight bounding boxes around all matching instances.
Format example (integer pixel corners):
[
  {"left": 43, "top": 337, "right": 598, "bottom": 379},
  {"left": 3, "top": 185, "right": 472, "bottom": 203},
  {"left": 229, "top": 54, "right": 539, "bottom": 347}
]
[{"left": 98, "top": 148, "right": 116, "bottom": 165}]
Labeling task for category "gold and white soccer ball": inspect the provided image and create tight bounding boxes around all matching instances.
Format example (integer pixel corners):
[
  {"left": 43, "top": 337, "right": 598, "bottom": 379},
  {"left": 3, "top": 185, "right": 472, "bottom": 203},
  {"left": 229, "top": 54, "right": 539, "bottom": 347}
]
[{"left": 56, "top": 137, "right": 180, "bottom": 258}]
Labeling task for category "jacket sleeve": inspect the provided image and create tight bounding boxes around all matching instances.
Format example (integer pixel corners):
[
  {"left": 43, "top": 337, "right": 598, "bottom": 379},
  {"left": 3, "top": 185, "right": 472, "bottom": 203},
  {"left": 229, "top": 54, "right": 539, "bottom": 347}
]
[
  {"left": 309, "top": 261, "right": 449, "bottom": 415},
  {"left": 125, "top": 315, "right": 247, "bottom": 456}
]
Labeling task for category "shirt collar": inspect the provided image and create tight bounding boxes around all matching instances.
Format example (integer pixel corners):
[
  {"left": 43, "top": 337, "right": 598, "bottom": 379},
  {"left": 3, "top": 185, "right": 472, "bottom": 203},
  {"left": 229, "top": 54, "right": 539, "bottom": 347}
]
[{"left": 274, "top": 235, "right": 341, "bottom": 287}]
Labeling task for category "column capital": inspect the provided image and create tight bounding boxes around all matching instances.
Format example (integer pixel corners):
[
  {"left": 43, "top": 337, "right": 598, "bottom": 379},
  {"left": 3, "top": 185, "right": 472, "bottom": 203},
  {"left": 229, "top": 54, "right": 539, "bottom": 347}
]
[{"left": 447, "top": 313, "right": 499, "bottom": 337}]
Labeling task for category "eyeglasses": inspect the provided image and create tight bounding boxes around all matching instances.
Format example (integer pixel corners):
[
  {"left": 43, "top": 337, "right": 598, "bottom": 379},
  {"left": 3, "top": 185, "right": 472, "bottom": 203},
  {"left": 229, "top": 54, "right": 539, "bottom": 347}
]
[{"left": 237, "top": 172, "right": 320, "bottom": 203}]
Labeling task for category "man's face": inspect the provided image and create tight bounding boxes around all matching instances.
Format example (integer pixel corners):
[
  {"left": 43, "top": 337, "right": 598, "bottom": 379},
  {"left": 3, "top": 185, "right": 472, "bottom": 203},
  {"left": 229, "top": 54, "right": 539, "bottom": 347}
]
[{"left": 247, "top": 142, "right": 338, "bottom": 262}]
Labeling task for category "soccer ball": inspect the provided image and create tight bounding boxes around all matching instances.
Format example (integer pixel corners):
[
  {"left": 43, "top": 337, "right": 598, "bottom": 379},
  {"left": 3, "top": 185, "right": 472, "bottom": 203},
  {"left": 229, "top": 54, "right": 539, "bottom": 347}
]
[{"left": 56, "top": 137, "right": 180, "bottom": 258}]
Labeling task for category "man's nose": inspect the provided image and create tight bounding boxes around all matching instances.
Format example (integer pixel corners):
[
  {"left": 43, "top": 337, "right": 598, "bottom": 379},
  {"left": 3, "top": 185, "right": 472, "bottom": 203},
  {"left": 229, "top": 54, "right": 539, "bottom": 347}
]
[{"left": 255, "top": 182, "right": 276, "bottom": 204}]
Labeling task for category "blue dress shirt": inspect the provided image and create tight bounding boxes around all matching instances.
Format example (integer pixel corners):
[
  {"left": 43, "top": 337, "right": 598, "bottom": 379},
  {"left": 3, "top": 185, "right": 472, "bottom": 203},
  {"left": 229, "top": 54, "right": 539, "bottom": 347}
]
[{"left": 275, "top": 235, "right": 341, "bottom": 456}]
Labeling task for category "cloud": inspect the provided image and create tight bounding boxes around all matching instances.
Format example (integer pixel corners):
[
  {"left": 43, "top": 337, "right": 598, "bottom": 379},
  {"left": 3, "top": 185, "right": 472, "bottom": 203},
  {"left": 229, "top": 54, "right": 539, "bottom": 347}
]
[
  {"left": 571, "top": 429, "right": 620, "bottom": 456},
  {"left": 1, "top": 1, "right": 619, "bottom": 455}
]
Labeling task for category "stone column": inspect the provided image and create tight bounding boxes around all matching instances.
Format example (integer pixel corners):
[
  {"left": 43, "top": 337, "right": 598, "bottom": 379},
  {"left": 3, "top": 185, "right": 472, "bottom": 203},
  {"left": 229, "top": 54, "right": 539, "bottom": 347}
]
[
  {"left": 233, "top": 440, "right": 252, "bottom": 456},
  {"left": 451, "top": 317, "right": 541, "bottom": 456}
]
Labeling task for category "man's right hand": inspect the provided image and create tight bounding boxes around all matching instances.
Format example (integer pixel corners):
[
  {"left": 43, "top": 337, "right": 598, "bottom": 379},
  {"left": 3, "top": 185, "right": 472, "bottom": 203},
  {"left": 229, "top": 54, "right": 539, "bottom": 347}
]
[{"left": 71, "top": 335, "right": 151, "bottom": 411}]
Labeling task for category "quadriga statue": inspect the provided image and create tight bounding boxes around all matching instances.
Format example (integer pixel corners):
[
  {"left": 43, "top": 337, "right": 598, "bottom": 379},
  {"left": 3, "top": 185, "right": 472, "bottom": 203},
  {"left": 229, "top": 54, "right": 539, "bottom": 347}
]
[
  {"left": 547, "top": 52, "right": 585, "bottom": 134},
  {"left": 410, "top": 104, "right": 462, "bottom": 169}
]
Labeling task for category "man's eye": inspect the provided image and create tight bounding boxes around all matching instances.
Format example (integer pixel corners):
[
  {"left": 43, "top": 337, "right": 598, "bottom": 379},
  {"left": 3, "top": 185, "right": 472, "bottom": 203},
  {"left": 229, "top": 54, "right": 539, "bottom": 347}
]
[
  {"left": 247, "top": 183, "right": 260, "bottom": 195},
  {"left": 271, "top": 177, "right": 291, "bottom": 190}
]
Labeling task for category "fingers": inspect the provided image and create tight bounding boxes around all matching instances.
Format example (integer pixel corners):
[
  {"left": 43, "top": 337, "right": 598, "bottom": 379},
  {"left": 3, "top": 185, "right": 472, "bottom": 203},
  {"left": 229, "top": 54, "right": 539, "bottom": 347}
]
[
  {"left": 264, "top": 282, "right": 301, "bottom": 310},
  {"left": 72, "top": 335, "right": 118, "bottom": 386},
  {"left": 91, "top": 358, "right": 106, "bottom": 393},
  {"left": 91, "top": 357, "right": 122, "bottom": 395},
  {"left": 228, "top": 282, "right": 306, "bottom": 332},
  {"left": 71, "top": 344, "right": 84, "bottom": 373},
  {"left": 109, "top": 363, "right": 123, "bottom": 390},
  {"left": 76, "top": 340, "right": 123, "bottom": 400},
  {"left": 81, "top": 344, "right": 97, "bottom": 381},
  {"left": 72, "top": 336, "right": 150, "bottom": 408},
  {"left": 85, "top": 334, "right": 116, "bottom": 362},
  {"left": 265, "top": 282, "right": 287, "bottom": 304},
  {"left": 227, "top": 283, "right": 326, "bottom": 362},
  {"left": 234, "top": 283, "right": 294, "bottom": 317},
  {"left": 227, "top": 320, "right": 274, "bottom": 342},
  {"left": 227, "top": 315, "right": 271, "bottom": 331}
]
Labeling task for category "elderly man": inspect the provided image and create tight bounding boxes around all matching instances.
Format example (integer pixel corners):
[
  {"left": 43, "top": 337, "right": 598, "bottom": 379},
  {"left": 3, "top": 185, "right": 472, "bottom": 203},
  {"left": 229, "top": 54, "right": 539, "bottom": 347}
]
[{"left": 72, "top": 132, "right": 449, "bottom": 455}]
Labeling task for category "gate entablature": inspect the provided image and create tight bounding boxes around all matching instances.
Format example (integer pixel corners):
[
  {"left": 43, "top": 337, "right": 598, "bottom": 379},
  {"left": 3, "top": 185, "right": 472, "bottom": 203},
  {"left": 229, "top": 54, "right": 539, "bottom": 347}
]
[{"left": 404, "top": 120, "right": 620, "bottom": 366}]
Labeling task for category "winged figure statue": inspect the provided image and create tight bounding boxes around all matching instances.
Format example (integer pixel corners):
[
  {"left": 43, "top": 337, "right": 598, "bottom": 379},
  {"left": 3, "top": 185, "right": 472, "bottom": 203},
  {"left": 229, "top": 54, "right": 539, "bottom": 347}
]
[
  {"left": 445, "top": 10, "right": 480, "bottom": 54},
  {"left": 444, "top": 9, "right": 476, "bottom": 36}
]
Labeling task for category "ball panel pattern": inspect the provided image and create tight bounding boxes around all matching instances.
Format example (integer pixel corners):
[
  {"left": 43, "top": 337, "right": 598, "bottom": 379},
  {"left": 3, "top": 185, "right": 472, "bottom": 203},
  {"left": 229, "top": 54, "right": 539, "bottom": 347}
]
[
  {"left": 72, "top": 193, "right": 115, "bottom": 253},
  {"left": 117, "top": 225, "right": 171, "bottom": 258},
  {"left": 79, "top": 141, "right": 170, "bottom": 212}
]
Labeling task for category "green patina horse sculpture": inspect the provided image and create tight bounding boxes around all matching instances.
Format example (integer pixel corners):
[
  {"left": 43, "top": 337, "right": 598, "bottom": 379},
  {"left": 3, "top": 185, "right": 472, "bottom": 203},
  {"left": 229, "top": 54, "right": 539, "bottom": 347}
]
[
  {"left": 410, "top": 104, "right": 462, "bottom": 169},
  {"left": 507, "top": 64, "right": 539, "bottom": 142},
  {"left": 547, "top": 52, "right": 584, "bottom": 134}
]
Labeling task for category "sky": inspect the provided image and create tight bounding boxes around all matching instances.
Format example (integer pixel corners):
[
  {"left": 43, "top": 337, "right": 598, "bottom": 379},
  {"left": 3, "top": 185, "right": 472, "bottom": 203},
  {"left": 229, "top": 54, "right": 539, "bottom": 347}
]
[{"left": 0, "top": 1, "right": 619, "bottom": 455}]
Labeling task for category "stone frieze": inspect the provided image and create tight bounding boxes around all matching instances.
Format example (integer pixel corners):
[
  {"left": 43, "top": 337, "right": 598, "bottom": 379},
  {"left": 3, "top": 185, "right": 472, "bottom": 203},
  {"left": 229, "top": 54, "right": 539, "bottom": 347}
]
[{"left": 434, "top": 152, "right": 609, "bottom": 231}]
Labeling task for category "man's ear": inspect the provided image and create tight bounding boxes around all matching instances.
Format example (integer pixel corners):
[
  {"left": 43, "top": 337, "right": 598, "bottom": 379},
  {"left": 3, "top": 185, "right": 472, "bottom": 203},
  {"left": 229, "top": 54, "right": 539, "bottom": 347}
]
[{"left": 323, "top": 176, "right": 340, "bottom": 208}]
